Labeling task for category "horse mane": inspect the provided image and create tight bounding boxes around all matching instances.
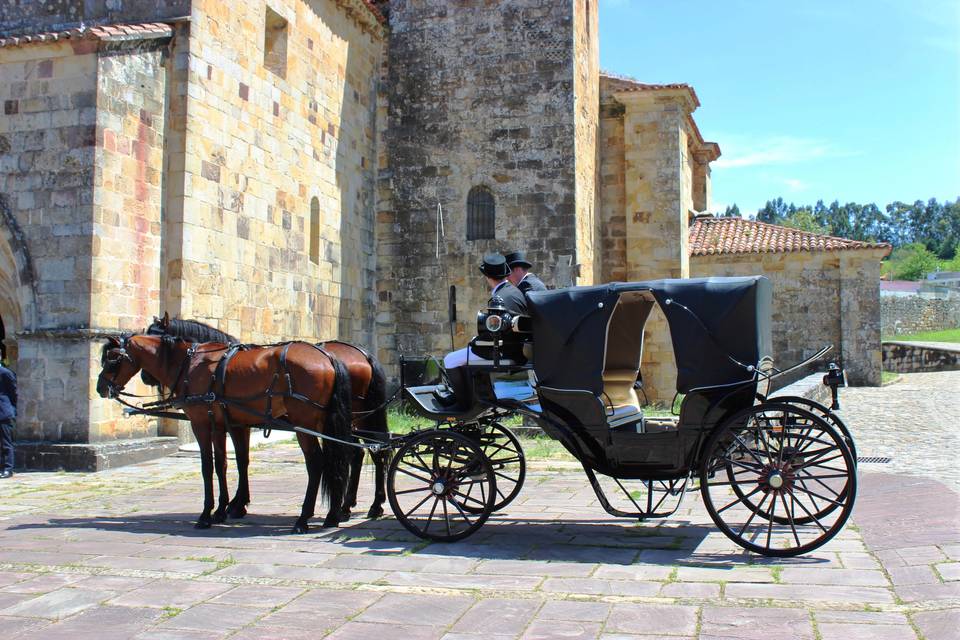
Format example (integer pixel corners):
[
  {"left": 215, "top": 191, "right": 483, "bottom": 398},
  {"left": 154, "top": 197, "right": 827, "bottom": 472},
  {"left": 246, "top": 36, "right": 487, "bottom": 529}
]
[{"left": 147, "top": 317, "right": 238, "bottom": 344}]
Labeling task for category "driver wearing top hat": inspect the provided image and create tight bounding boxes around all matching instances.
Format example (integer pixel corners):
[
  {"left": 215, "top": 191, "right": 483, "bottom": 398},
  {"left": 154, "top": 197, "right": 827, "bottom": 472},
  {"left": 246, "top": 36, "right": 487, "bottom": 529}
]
[
  {"left": 504, "top": 250, "right": 547, "bottom": 294},
  {"left": 442, "top": 253, "right": 527, "bottom": 370}
]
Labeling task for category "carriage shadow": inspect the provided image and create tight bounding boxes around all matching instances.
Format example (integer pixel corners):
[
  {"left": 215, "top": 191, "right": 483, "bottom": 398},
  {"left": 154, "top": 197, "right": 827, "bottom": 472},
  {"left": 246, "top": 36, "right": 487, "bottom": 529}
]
[{"left": 9, "top": 511, "right": 833, "bottom": 566}]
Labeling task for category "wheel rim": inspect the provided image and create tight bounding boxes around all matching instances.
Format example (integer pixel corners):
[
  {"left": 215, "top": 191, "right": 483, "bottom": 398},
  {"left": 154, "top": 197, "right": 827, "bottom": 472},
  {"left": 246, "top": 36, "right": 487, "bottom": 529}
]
[
  {"left": 701, "top": 404, "right": 857, "bottom": 557},
  {"left": 453, "top": 421, "right": 526, "bottom": 513},
  {"left": 387, "top": 430, "right": 496, "bottom": 542}
]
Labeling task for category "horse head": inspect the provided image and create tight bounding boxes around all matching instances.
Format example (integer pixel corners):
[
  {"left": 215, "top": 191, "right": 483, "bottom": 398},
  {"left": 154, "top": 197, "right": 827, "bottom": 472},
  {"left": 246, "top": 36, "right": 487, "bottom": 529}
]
[{"left": 96, "top": 334, "right": 142, "bottom": 398}]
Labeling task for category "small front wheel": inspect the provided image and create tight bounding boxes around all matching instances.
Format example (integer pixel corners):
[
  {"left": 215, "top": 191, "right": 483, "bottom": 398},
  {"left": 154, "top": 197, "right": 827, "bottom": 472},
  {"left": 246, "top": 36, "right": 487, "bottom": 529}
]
[
  {"left": 451, "top": 421, "right": 526, "bottom": 513},
  {"left": 387, "top": 430, "right": 496, "bottom": 542}
]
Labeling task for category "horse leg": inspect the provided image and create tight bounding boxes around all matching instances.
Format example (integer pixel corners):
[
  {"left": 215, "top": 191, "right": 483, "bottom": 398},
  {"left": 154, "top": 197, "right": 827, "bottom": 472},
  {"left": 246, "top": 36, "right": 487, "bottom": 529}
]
[
  {"left": 293, "top": 434, "right": 322, "bottom": 534},
  {"left": 228, "top": 427, "right": 251, "bottom": 519},
  {"left": 340, "top": 446, "right": 364, "bottom": 521},
  {"left": 193, "top": 426, "right": 215, "bottom": 529},
  {"left": 368, "top": 449, "right": 389, "bottom": 519},
  {"left": 212, "top": 429, "right": 230, "bottom": 524}
]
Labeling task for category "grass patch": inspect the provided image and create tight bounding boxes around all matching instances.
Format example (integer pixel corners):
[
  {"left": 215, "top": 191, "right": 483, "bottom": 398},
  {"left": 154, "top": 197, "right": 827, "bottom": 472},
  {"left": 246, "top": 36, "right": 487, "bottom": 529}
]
[
  {"left": 882, "top": 328, "right": 960, "bottom": 343},
  {"left": 881, "top": 371, "right": 900, "bottom": 385},
  {"left": 770, "top": 565, "right": 783, "bottom": 583},
  {"left": 161, "top": 606, "right": 182, "bottom": 619}
]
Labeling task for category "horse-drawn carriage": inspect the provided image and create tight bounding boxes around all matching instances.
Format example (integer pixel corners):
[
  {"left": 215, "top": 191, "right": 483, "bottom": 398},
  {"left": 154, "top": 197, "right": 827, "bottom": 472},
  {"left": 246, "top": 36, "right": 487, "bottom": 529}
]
[{"left": 98, "top": 276, "right": 857, "bottom": 557}]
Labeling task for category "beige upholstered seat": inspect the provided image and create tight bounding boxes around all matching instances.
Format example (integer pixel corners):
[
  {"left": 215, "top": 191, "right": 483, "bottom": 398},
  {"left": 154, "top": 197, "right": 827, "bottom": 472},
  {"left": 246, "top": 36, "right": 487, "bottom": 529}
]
[{"left": 600, "top": 291, "right": 654, "bottom": 424}]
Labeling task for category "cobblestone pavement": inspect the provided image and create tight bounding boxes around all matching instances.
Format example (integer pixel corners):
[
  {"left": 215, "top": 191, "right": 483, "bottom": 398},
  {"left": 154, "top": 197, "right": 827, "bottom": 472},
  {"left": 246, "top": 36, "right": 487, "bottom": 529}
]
[
  {"left": 834, "top": 370, "right": 960, "bottom": 489},
  {"left": 0, "top": 373, "right": 956, "bottom": 640}
]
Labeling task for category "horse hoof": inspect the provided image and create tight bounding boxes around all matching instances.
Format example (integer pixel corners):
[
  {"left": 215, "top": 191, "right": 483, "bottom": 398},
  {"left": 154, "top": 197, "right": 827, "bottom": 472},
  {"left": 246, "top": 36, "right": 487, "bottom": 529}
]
[
  {"left": 339, "top": 509, "right": 352, "bottom": 521},
  {"left": 228, "top": 506, "right": 247, "bottom": 519},
  {"left": 212, "top": 511, "right": 227, "bottom": 524},
  {"left": 291, "top": 522, "right": 309, "bottom": 534},
  {"left": 321, "top": 518, "right": 340, "bottom": 529},
  {"left": 194, "top": 520, "right": 212, "bottom": 530},
  {"left": 367, "top": 506, "right": 384, "bottom": 519}
]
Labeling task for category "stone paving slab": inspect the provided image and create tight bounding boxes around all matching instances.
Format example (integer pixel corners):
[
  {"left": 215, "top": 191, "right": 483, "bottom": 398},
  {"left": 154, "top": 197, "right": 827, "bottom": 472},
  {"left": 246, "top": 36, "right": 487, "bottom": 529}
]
[{"left": 0, "top": 371, "right": 956, "bottom": 638}]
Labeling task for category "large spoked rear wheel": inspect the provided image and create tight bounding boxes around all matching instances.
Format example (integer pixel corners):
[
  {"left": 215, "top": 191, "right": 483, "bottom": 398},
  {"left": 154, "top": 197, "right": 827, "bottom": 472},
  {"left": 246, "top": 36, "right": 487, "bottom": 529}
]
[
  {"left": 451, "top": 421, "right": 526, "bottom": 513},
  {"left": 765, "top": 395, "right": 858, "bottom": 462},
  {"left": 700, "top": 403, "right": 857, "bottom": 557},
  {"left": 387, "top": 430, "right": 496, "bottom": 542}
]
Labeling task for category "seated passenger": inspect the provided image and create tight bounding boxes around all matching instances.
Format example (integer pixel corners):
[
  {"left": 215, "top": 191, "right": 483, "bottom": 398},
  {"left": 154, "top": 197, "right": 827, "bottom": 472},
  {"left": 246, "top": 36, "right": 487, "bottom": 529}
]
[{"left": 504, "top": 250, "right": 548, "bottom": 293}]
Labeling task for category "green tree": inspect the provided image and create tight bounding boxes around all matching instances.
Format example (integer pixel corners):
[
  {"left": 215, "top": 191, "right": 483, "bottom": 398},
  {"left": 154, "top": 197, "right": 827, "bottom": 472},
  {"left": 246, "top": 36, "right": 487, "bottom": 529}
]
[
  {"left": 781, "top": 208, "right": 828, "bottom": 234},
  {"left": 722, "top": 204, "right": 741, "bottom": 218},
  {"left": 887, "top": 243, "right": 939, "bottom": 280}
]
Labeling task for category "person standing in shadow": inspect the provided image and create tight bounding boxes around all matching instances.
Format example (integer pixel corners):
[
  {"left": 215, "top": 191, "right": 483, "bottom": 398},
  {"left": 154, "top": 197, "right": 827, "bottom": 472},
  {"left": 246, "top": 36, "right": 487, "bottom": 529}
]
[{"left": 0, "top": 360, "right": 16, "bottom": 478}]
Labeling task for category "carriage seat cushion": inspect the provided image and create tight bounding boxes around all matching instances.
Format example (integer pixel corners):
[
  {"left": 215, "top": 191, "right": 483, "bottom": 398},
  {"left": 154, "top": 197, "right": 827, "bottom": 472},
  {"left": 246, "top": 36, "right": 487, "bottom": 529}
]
[{"left": 602, "top": 368, "right": 641, "bottom": 410}]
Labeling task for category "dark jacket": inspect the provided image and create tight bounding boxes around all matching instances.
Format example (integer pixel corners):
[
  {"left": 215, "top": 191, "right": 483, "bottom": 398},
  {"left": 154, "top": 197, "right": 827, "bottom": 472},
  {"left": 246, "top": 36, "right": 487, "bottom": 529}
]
[
  {"left": 489, "top": 280, "right": 528, "bottom": 315},
  {"left": 517, "top": 273, "right": 547, "bottom": 294},
  {"left": 0, "top": 365, "right": 16, "bottom": 422}
]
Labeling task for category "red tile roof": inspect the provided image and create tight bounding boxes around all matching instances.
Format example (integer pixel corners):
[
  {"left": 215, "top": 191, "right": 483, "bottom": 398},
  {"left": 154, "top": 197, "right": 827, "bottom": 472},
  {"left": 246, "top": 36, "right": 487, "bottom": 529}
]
[
  {"left": 0, "top": 22, "right": 174, "bottom": 48},
  {"left": 689, "top": 217, "right": 892, "bottom": 257}
]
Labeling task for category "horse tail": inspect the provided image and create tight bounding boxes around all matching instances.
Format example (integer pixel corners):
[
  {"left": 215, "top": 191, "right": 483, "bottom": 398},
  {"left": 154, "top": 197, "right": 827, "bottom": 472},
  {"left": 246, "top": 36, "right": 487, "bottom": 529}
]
[
  {"left": 363, "top": 352, "right": 390, "bottom": 435},
  {"left": 320, "top": 355, "right": 354, "bottom": 510}
]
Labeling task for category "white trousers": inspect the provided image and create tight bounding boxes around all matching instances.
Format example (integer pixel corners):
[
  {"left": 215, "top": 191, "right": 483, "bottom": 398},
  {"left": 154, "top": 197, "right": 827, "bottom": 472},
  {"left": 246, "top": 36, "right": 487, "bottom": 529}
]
[{"left": 443, "top": 347, "right": 482, "bottom": 369}]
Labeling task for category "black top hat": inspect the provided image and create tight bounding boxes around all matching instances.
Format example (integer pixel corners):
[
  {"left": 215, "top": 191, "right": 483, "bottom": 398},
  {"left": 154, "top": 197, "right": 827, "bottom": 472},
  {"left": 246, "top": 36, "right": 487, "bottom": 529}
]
[
  {"left": 479, "top": 253, "right": 511, "bottom": 279},
  {"left": 504, "top": 250, "right": 532, "bottom": 269}
]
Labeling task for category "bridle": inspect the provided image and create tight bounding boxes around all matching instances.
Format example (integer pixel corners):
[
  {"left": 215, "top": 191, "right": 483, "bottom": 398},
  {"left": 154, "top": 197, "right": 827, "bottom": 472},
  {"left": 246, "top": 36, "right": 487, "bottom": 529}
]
[{"left": 99, "top": 335, "right": 136, "bottom": 398}]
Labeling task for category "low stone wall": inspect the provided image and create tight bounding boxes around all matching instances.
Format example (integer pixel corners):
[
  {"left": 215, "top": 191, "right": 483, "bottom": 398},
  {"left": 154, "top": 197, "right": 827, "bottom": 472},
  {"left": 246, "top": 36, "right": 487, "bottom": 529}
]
[
  {"left": 881, "top": 342, "right": 960, "bottom": 373},
  {"left": 881, "top": 296, "right": 960, "bottom": 336}
]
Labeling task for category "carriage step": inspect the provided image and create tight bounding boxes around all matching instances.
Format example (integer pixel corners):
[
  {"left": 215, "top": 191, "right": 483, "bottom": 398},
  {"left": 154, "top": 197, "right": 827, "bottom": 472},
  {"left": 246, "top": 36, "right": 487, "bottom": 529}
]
[{"left": 857, "top": 456, "right": 892, "bottom": 464}]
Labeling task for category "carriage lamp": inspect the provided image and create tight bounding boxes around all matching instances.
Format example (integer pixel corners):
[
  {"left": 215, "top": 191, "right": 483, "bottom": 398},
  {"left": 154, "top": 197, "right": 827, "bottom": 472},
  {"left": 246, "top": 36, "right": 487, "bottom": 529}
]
[
  {"left": 484, "top": 314, "right": 504, "bottom": 333},
  {"left": 823, "top": 362, "right": 845, "bottom": 410}
]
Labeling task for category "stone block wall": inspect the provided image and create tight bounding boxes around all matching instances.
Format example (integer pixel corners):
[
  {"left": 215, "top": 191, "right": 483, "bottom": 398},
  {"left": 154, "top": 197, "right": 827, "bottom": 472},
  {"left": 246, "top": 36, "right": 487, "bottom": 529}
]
[
  {"left": 881, "top": 296, "right": 960, "bottom": 336},
  {"left": 168, "top": 0, "right": 383, "bottom": 346},
  {"left": 598, "top": 101, "right": 626, "bottom": 283},
  {"left": 377, "top": 0, "right": 589, "bottom": 370},
  {"left": 691, "top": 249, "right": 887, "bottom": 387},
  {"left": 0, "top": 42, "right": 99, "bottom": 442},
  {"left": 882, "top": 342, "right": 960, "bottom": 373},
  {"left": 1, "top": 34, "right": 175, "bottom": 444},
  {"left": 573, "top": 0, "right": 600, "bottom": 285}
]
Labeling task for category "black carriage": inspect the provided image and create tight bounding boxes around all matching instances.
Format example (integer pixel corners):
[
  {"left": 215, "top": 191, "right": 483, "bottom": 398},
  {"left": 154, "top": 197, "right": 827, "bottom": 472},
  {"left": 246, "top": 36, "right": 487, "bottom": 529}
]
[{"left": 392, "top": 276, "right": 858, "bottom": 557}]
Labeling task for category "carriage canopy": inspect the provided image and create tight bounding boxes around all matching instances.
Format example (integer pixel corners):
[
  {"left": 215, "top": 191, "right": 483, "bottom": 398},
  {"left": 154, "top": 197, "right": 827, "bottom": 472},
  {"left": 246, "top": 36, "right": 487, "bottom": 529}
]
[{"left": 526, "top": 276, "right": 772, "bottom": 395}]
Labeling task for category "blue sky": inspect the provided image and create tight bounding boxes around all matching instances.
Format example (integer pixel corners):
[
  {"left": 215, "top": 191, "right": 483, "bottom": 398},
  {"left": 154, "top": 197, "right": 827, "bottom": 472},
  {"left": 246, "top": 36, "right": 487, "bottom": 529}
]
[{"left": 598, "top": 0, "right": 960, "bottom": 215}]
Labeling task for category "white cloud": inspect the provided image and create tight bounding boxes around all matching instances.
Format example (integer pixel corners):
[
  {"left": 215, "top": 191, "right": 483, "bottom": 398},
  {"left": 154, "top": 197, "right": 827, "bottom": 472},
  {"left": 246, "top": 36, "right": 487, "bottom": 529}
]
[
  {"left": 713, "top": 135, "right": 852, "bottom": 170},
  {"left": 784, "top": 178, "right": 807, "bottom": 192}
]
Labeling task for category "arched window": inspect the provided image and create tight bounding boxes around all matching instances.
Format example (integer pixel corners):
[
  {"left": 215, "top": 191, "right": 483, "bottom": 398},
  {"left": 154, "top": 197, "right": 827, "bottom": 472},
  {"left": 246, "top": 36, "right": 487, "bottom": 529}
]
[
  {"left": 466, "top": 186, "right": 495, "bottom": 240},
  {"left": 309, "top": 197, "right": 320, "bottom": 264}
]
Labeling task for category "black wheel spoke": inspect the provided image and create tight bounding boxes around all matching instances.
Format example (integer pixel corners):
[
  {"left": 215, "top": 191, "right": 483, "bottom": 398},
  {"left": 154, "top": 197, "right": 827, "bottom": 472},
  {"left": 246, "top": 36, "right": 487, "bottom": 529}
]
[
  {"left": 780, "top": 491, "right": 801, "bottom": 547},
  {"left": 423, "top": 496, "right": 441, "bottom": 532},
  {"left": 450, "top": 489, "right": 488, "bottom": 508},
  {"left": 789, "top": 490, "right": 829, "bottom": 533},
  {"left": 791, "top": 484, "right": 845, "bottom": 507},
  {"left": 393, "top": 486, "right": 431, "bottom": 496},
  {"left": 396, "top": 466, "right": 432, "bottom": 484},
  {"left": 766, "top": 489, "right": 778, "bottom": 548},
  {"left": 736, "top": 490, "right": 769, "bottom": 538},
  {"left": 732, "top": 434, "right": 766, "bottom": 466},
  {"left": 717, "top": 485, "right": 763, "bottom": 514},
  {"left": 403, "top": 492, "right": 435, "bottom": 520}
]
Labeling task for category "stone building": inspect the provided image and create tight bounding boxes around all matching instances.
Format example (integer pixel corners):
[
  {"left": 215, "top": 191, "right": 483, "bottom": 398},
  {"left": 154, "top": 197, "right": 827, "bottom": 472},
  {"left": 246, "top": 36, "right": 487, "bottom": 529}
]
[
  {"left": 688, "top": 216, "right": 891, "bottom": 388},
  {"left": 0, "top": 0, "right": 888, "bottom": 469}
]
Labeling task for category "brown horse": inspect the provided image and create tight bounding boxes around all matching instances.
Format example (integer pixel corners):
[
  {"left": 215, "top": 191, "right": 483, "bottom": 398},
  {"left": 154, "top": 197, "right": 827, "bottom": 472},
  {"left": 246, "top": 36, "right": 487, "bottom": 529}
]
[
  {"left": 96, "top": 333, "right": 354, "bottom": 533},
  {"left": 143, "top": 317, "right": 391, "bottom": 521}
]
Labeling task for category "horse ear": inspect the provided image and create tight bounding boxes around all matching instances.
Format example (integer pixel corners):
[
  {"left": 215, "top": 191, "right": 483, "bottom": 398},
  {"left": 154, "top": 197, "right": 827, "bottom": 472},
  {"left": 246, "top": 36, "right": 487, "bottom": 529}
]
[
  {"left": 106, "top": 336, "right": 121, "bottom": 347},
  {"left": 162, "top": 311, "right": 170, "bottom": 327}
]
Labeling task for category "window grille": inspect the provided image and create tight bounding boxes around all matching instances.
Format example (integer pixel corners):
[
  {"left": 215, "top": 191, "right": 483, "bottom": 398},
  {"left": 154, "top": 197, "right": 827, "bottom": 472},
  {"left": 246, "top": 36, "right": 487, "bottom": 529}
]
[{"left": 466, "top": 186, "right": 495, "bottom": 240}]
